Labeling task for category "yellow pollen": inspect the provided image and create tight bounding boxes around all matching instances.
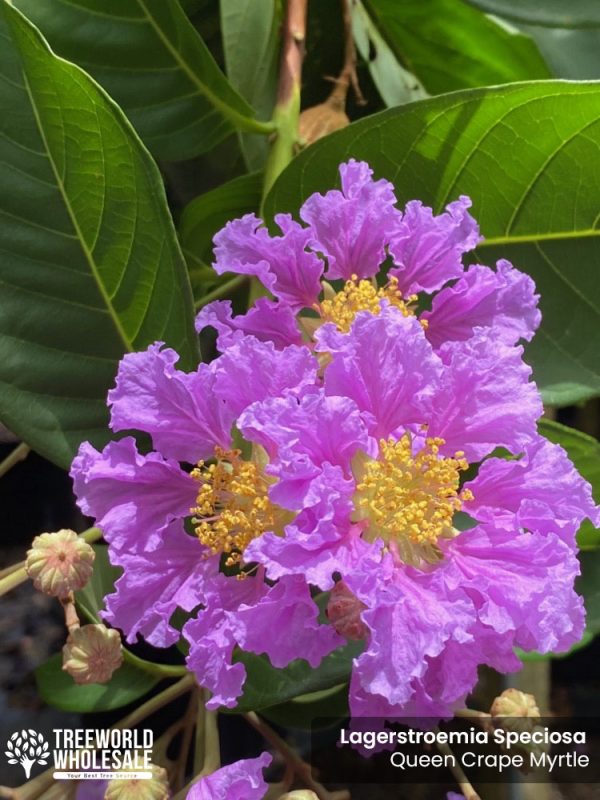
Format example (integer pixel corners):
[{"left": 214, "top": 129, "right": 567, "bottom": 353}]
[
  {"left": 352, "top": 435, "right": 472, "bottom": 566},
  {"left": 191, "top": 448, "right": 281, "bottom": 568},
  {"left": 320, "top": 275, "right": 419, "bottom": 333}
]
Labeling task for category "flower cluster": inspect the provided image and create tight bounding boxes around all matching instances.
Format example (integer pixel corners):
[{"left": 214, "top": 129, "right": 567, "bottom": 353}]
[{"left": 71, "top": 160, "right": 599, "bottom": 724}]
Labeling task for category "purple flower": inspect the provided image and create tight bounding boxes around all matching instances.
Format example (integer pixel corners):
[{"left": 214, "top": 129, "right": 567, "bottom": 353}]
[
  {"left": 186, "top": 752, "right": 271, "bottom": 799},
  {"left": 71, "top": 336, "right": 341, "bottom": 708},
  {"left": 71, "top": 158, "right": 597, "bottom": 727}
]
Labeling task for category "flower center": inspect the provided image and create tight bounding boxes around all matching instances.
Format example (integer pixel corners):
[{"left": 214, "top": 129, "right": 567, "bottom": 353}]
[
  {"left": 351, "top": 435, "right": 472, "bottom": 566},
  {"left": 191, "top": 448, "right": 285, "bottom": 567},
  {"left": 320, "top": 275, "right": 417, "bottom": 333}
]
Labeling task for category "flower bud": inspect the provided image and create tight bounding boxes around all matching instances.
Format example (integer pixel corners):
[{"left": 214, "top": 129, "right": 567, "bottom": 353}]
[
  {"left": 279, "top": 792, "right": 319, "bottom": 800},
  {"left": 62, "top": 624, "right": 122, "bottom": 684},
  {"left": 104, "top": 765, "right": 169, "bottom": 800},
  {"left": 490, "top": 688, "right": 540, "bottom": 719},
  {"left": 326, "top": 581, "right": 368, "bottom": 641},
  {"left": 26, "top": 529, "right": 95, "bottom": 597}
]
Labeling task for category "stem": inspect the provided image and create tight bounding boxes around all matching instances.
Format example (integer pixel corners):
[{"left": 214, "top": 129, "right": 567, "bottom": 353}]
[
  {"left": 262, "top": 0, "right": 308, "bottom": 199},
  {"left": 60, "top": 592, "right": 80, "bottom": 633},
  {"left": 436, "top": 735, "right": 481, "bottom": 800},
  {"left": 121, "top": 647, "right": 189, "bottom": 679},
  {"left": 0, "top": 565, "right": 27, "bottom": 597},
  {"left": 244, "top": 712, "right": 349, "bottom": 800},
  {"left": 194, "top": 275, "right": 248, "bottom": 310},
  {"left": 0, "top": 442, "right": 30, "bottom": 479}
]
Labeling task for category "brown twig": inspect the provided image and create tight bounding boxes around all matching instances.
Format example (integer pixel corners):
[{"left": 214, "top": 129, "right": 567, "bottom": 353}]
[
  {"left": 244, "top": 712, "right": 349, "bottom": 800},
  {"left": 332, "top": 0, "right": 365, "bottom": 107}
]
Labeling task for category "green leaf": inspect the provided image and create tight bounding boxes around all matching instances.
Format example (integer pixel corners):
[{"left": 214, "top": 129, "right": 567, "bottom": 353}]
[
  {"left": 35, "top": 653, "right": 159, "bottom": 712},
  {"left": 13, "top": 0, "right": 272, "bottom": 162},
  {"left": 229, "top": 639, "right": 363, "bottom": 713},
  {"left": 539, "top": 420, "right": 600, "bottom": 549},
  {"left": 220, "top": 0, "right": 281, "bottom": 169},
  {"left": 0, "top": 1, "right": 199, "bottom": 468},
  {"left": 463, "top": 0, "right": 600, "bottom": 29},
  {"left": 520, "top": 25, "right": 600, "bottom": 80},
  {"left": 351, "top": 1, "right": 428, "bottom": 107},
  {"left": 76, "top": 545, "right": 122, "bottom": 624},
  {"left": 577, "top": 550, "right": 600, "bottom": 633},
  {"left": 261, "top": 683, "right": 349, "bottom": 730},
  {"left": 179, "top": 172, "right": 262, "bottom": 274},
  {"left": 361, "top": 0, "right": 551, "bottom": 95},
  {"left": 265, "top": 81, "right": 600, "bottom": 406}
]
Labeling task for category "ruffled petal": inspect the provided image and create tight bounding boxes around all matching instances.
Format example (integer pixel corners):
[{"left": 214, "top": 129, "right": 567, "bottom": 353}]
[
  {"left": 186, "top": 752, "right": 271, "bottom": 800},
  {"left": 212, "top": 213, "right": 323, "bottom": 310},
  {"left": 464, "top": 437, "right": 600, "bottom": 545},
  {"left": 214, "top": 337, "right": 318, "bottom": 419},
  {"left": 103, "top": 522, "right": 214, "bottom": 647},
  {"left": 422, "top": 260, "right": 541, "bottom": 348},
  {"left": 389, "top": 196, "right": 481, "bottom": 294},
  {"left": 300, "top": 159, "right": 401, "bottom": 280},
  {"left": 70, "top": 438, "right": 198, "bottom": 553},
  {"left": 441, "top": 526, "right": 585, "bottom": 654},
  {"left": 317, "top": 307, "right": 443, "bottom": 438},
  {"left": 108, "top": 343, "right": 232, "bottom": 462},
  {"left": 184, "top": 573, "right": 340, "bottom": 709},
  {"left": 195, "top": 297, "right": 302, "bottom": 351},
  {"left": 428, "top": 332, "right": 542, "bottom": 461}
]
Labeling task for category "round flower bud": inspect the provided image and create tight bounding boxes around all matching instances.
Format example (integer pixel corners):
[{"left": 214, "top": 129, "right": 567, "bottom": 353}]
[
  {"left": 62, "top": 624, "right": 122, "bottom": 684},
  {"left": 326, "top": 581, "right": 368, "bottom": 641},
  {"left": 26, "top": 529, "right": 95, "bottom": 597},
  {"left": 104, "top": 765, "right": 169, "bottom": 800},
  {"left": 279, "top": 792, "right": 319, "bottom": 800},
  {"left": 490, "top": 688, "right": 540, "bottom": 719}
]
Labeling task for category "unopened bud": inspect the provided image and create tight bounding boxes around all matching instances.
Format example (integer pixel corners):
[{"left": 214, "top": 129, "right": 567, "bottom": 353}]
[
  {"left": 298, "top": 99, "right": 349, "bottom": 147},
  {"left": 326, "top": 581, "right": 368, "bottom": 641},
  {"left": 63, "top": 624, "right": 122, "bottom": 684},
  {"left": 490, "top": 688, "right": 540, "bottom": 719},
  {"left": 279, "top": 792, "right": 319, "bottom": 800},
  {"left": 104, "top": 764, "right": 169, "bottom": 800},
  {"left": 26, "top": 529, "right": 95, "bottom": 597}
]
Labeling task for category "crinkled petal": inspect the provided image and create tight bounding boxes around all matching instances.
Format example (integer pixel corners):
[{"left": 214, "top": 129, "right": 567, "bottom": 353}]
[
  {"left": 212, "top": 213, "right": 323, "bottom": 310},
  {"left": 300, "top": 160, "right": 401, "bottom": 280},
  {"left": 389, "top": 196, "right": 481, "bottom": 294},
  {"left": 103, "top": 522, "right": 214, "bottom": 648},
  {"left": 186, "top": 752, "right": 271, "bottom": 800},
  {"left": 108, "top": 343, "right": 232, "bottom": 462},
  {"left": 214, "top": 338, "right": 318, "bottom": 419},
  {"left": 428, "top": 332, "right": 542, "bottom": 461},
  {"left": 195, "top": 298, "right": 301, "bottom": 351},
  {"left": 184, "top": 573, "right": 340, "bottom": 709},
  {"left": 238, "top": 391, "right": 368, "bottom": 477},
  {"left": 347, "top": 567, "right": 474, "bottom": 709},
  {"left": 464, "top": 437, "right": 600, "bottom": 545},
  {"left": 441, "top": 526, "right": 585, "bottom": 654},
  {"left": 422, "top": 260, "right": 541, "bottom": 348},
  {"left": 70, "top": 438, "right": 197, "bottom": 553},
  {"left": 316, "top": 307, "right": 443, "bottom": 438}
]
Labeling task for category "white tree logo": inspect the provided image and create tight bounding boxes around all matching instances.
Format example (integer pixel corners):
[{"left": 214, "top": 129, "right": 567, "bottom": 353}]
[{"left": 5, "top": 730, "right": 49, "bottom": 778}]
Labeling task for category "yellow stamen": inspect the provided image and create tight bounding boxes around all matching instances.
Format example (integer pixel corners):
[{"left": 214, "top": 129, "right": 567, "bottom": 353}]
[
  {"left": 320, "top": 275, "right": 418, "bottom": 333},
  {"left": 191, "top": 448, "right": 285, "bottom": 568},
  {"left": 352, "top": 435, "right": 472, "bottom": 566}
]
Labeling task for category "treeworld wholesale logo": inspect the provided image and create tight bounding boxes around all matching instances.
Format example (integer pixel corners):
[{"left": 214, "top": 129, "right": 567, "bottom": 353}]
[{"left": 4, "top": 728, "right": 154, "bottom": 780}]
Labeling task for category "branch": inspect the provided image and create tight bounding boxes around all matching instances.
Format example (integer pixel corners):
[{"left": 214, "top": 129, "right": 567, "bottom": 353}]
[{"left": 262, "top": 0, "right": 308, "bottom": 198}]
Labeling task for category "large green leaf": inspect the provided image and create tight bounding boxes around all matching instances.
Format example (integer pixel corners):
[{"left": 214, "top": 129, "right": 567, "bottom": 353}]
[
  {"left": 14, "top": 0, "right": 272, "bottom": 161},
  {"left": 179, "top": 172, "right": 262, "bottom": 298},
  {"left": 539, "top": 420, "right": 600, "bottom": 549},
  {"left": 230, "top": 639, "right": 363, "bottom": 713},
  {"left": 362, "top": 0, "right": 550, "bottom": 96},
  {"left": 0, "top": 1, "right": 199, "bottom": 468},
  {"left": 220, "top": 0, "right": 280, "bottom": 169},
  {"left": 265, "top": 81, "right": 600, "bottom": 406},
  {"left": 464, "top": 0, "right": 600, "bottom": 29},
  {"left": 36, "top": 653, "right": 159, "bottom": 712}
]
